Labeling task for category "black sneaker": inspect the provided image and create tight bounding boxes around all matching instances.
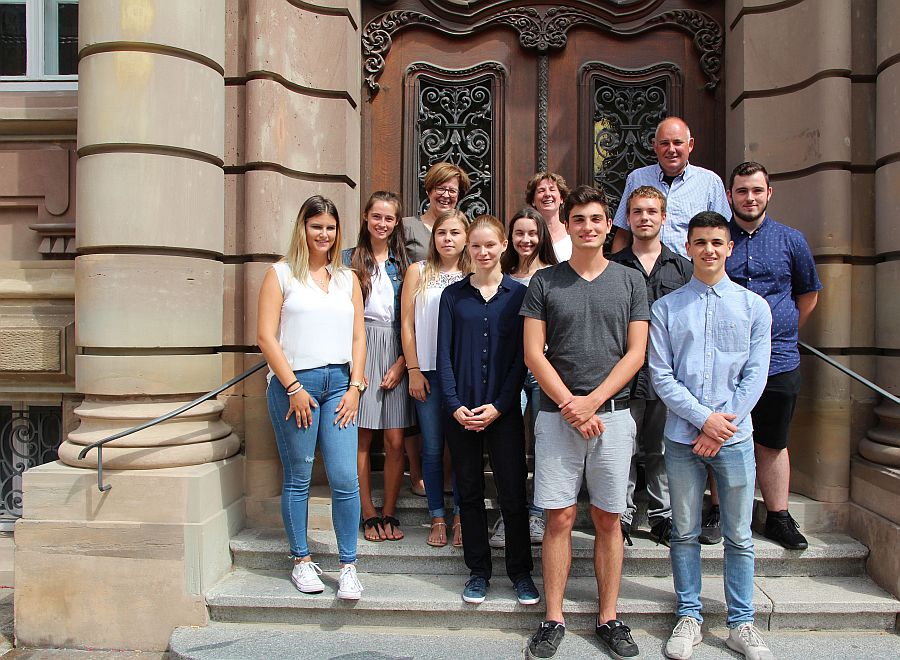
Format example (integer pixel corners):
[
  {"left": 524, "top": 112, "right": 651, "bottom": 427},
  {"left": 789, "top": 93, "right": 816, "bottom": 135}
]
[
  {"left": 621, "top": 520, "right": 633, "bottom": 547},
  {"left": 596, "top": 619, "right": 639, "bottom": 659},
  {"left": 699, "top": 505, "right": 722, "bottom": 545},
  {"left": 527, "top": 620, "right": 565, "bottom": 659},
  {"left": 650, "top": 518, "right": 673, "bottom": 547},
  {"left": 764, "top": 510, "right": 808, "bottom": 550}
]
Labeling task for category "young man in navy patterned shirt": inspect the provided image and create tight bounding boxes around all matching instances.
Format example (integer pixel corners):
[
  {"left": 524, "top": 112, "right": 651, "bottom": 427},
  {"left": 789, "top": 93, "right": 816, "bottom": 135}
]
[{"left": 725, "top": 161, "right": 822, "bottom": 550}]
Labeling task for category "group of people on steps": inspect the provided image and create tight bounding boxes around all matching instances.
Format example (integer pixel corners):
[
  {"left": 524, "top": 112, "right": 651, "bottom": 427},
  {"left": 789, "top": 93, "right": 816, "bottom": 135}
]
[{"left": 257, "top": 116, "right": 821, "bottom": 660}]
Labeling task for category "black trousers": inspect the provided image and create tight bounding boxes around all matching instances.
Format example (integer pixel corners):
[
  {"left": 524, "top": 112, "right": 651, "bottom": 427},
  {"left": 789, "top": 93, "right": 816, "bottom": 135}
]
[{"left": 444, "top": 409, "right": 533, "bottom": 583}]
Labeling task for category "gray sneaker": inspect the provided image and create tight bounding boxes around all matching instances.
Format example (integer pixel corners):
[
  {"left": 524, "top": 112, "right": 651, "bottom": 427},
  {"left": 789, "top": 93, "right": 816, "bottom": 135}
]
[
  {"left": 726, "top": 623, "right": 775, "bottom": 660},
  {"left": 489, "top": 515, "right": 506, "bottom": 549},
  {"left": 665, "top": 616, "right": 702, "bottom": 659},
  {"left": 529, "top": 514, "right": 545, "bottom": 544}
]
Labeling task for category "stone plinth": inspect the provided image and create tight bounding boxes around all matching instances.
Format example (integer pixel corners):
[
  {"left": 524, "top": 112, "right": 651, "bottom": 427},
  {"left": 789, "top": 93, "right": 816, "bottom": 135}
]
[{"left": 15, "top": 458, "right": 244, "bottom": 650}]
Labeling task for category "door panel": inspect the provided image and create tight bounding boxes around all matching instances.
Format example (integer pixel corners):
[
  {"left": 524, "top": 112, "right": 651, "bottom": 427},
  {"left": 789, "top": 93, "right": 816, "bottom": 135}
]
[{"left": 362, "top": 1, "right": 725, "bottom": 222}]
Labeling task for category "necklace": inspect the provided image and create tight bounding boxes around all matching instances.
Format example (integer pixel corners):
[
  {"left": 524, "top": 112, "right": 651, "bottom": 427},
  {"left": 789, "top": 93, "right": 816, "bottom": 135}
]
[{"left": 310, "top": 268, "right": 329, "bottom": 288}]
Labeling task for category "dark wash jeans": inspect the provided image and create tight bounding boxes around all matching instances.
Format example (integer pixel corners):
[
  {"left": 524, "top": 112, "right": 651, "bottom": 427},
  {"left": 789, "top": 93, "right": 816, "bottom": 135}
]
[{"left": 445, "top": 408, "right": 533, "bottom": 583}]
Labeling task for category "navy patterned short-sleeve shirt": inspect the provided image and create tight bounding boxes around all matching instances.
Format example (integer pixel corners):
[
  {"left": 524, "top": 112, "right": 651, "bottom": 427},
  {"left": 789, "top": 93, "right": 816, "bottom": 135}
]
[{"left": 726, "top": 215, "right": 822, "bottom": 376}]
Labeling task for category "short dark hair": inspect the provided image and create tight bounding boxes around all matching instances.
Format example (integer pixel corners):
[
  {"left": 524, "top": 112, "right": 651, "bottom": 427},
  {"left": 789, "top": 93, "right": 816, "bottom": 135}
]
[
  {"left": 728, "top": 161, "right": 769, "bottom": 189},
  {"left": 562, "top": 185, "right": 608, "bottom": 222},
  {"left": 687, "top": 211, "right": 730, "bottom": 241}
]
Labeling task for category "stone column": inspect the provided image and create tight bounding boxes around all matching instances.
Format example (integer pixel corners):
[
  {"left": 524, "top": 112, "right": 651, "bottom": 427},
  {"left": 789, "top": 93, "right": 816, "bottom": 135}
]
[
  {"left": 725, "top": 0, "right": 878, "bottom": 503},
  {"left": 14, "top": 1, "right": 243, "bottom": 650}
]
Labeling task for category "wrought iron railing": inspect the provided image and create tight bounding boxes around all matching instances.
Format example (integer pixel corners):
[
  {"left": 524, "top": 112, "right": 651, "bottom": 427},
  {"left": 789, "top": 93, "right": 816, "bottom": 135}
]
[
  {"left": 77, "top": 360, "right": 267, "bottom": 492},
  {"left": 1, "top": 405, "right": 62, "bottom": 521}
]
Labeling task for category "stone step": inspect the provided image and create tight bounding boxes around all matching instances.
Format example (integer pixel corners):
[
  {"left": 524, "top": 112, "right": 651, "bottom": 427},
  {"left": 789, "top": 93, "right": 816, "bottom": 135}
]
[
  {"left": 171, "top": 622, "right": 900, "bottom": 660},
  {"left": 230, "top": 527, "right": 869, "bottom": 578},
  {"left": 206, "top": 570, "right": 899, "bottom": 632}
]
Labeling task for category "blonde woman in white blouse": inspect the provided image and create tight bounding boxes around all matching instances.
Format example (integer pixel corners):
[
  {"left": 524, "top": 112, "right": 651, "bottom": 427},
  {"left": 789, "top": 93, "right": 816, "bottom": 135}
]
[{"left": 257, "top": 195, "right": 366, "bottom": 600}]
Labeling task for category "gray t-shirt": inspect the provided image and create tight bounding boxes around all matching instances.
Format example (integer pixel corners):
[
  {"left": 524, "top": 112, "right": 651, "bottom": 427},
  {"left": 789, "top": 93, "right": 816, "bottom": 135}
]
[{"left": 520, "top": 260, "right": 650, "bottom": 411}]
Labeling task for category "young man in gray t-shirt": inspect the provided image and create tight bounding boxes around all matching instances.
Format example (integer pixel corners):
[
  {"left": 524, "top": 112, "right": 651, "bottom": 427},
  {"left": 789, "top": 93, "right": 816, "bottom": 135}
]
[{"left": 521, "top": 186, "right": 649, "bottom": 660}]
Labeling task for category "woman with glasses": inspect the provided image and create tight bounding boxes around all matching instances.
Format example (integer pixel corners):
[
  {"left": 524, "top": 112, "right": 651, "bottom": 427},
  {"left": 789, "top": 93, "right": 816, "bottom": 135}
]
[{"left": 401, "top": 162, "right": 472, "bottom": 499}]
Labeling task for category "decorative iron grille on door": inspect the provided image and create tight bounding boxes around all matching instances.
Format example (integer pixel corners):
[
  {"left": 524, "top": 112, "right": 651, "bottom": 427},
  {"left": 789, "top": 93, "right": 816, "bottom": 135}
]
[
  {"left": 405, "top": 61, "right": 506, "bottom": 219},
  {"left": 0, "top": 404, "right": 62, "bottom": 524},
  {"left": 580, "top": 62, "right": 683, "bottom": 218}
]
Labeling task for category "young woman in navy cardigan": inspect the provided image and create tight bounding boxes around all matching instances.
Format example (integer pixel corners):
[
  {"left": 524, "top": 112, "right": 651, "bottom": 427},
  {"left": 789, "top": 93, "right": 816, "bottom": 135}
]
[{"left": 436, "top": 214, "right": 539, "bottom": 607}]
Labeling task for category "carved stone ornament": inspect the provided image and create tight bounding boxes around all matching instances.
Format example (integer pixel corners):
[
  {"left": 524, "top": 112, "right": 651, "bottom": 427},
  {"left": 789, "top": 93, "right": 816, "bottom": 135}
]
[{"left": 362, "top": 5, "right": 723, "bottom": 97}]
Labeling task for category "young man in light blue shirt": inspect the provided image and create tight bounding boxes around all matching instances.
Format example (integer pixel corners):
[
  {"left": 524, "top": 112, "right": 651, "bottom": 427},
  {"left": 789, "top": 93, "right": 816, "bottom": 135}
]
[{"left": 649, "top": 212, "right": 774, "bottom": 660}]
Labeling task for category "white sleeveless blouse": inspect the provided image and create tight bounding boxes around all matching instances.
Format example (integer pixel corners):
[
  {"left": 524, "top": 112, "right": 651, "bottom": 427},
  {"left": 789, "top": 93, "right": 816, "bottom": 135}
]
[
  {"left": 413, "top": 262, "right": 465, "bottom": 372},
  {"left": 268, "top": 261, "right": 355, "bottom": 380}
]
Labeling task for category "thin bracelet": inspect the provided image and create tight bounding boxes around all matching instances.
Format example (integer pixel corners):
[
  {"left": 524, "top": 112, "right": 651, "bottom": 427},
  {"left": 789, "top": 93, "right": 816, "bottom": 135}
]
[
  {"left": 287, "top": 384, "right": 304, "bottom": 396},
  {"left": 407, "top": 366, "right": 420, "bottom": 372},
  {"left": 286, "top": 379, "right": 300, "bottom": 391}
]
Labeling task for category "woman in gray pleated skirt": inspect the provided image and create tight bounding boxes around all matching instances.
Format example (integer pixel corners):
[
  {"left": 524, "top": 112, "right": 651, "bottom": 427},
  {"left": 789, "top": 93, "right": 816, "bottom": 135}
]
[{"left": 343, "top": 191, "right": 414, "bottom": 543}]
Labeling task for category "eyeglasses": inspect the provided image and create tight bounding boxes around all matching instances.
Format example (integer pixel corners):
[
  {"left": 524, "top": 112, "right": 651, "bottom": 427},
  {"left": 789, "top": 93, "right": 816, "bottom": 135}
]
[{"left": 433, "top": 186, "right": 459, "bottom": 198}]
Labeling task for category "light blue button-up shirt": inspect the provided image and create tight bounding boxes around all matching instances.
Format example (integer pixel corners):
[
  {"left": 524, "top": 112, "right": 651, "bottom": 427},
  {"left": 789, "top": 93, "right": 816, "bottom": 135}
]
[
  {"left": 612, "top": 163, "right": 732, "bottom": 258},
  {"left": 649, "top": 275, "right": 772, "bottom": 446}
]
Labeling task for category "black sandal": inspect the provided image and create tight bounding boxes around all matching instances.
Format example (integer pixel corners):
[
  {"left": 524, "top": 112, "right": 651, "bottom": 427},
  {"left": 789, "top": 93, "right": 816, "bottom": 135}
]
[
  {"left": 381, "top": 514, "right": 404, "bottom": 541},
  {"left": 363, "top": 516, "right": 384, "bottom": 542}
]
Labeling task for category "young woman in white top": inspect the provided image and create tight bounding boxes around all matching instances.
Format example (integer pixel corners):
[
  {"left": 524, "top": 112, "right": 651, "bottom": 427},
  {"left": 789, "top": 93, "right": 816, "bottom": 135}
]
[
  {"left": 400, "top": 209, "right": 471, "bottom": 548},
  {"left": 257, "top": 195, "right": 366, "bottom": 600},
  {"left": 342, "top": 191, "right": 414, "bottom": 542}
]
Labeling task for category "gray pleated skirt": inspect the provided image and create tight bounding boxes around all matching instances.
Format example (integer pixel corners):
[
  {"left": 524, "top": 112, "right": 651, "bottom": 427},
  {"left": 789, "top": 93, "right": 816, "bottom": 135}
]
[{"left": 358, "top": 321, "right": 416, "bottom": 430}]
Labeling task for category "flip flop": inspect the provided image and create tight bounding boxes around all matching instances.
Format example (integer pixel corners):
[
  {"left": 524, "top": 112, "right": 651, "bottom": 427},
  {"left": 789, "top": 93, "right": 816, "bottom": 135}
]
[
  {"left": 382, "top": 515, "right": 404, "bottom": 541},
  {"left": 426, "top": 521, "right": 448, "bottom": 547},
  {"left": 363, "top": 516, "right": 385, "bottom": 542},
  {"left": 452, "top": 521, "right": 463, "bottom": 548}
]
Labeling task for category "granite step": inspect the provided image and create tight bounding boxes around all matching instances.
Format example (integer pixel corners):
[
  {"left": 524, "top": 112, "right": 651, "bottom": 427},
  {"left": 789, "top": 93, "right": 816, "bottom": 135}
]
[
  {"left": 230, "top": 526, "right": 869, "bottom": 578},
  {"left": 206, "top": 569, "right": 899, "bottom": 632},
  {"left": 170, "top": 622, "right": 900, "bottom": 660}
]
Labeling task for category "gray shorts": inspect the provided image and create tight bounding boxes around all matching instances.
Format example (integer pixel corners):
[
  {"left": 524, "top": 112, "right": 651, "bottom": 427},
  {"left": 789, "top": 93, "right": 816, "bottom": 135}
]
[{"left": 533, "top": 409, "right": 636, "bottom": 514}]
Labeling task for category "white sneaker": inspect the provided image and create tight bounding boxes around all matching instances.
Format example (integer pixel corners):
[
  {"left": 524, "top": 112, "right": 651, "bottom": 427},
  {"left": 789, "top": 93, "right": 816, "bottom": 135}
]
[
  {"left": 726, "top": 623, "right": 775, "bottom": 660},
  {"left": 529, "top": 514, "right": 545, "bottom": 544},
  {"left": 291, "top": 560, "right": 324, "bottom": 594},
  {"left": 489, "top": 516, "right": 506, "bottom": 549},
  {"left": 665, "top": 616, "right": 702, "bottom": 659},
  {"left": 337, "top": 563, "right": 363, "bottom": 600}
]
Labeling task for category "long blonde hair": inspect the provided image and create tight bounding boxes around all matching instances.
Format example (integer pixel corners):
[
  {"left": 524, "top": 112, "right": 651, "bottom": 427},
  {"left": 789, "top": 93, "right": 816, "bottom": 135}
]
[
  {"left": 282, "top": 195, "right": 345, "bottom": 284},
  {"left": 417, "top": 209, "right": 472, "bottom": 297}
]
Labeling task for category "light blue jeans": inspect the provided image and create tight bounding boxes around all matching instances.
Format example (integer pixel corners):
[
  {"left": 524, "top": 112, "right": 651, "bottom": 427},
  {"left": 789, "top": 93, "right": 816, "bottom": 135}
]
[
  {"left": 267, "top": 364, "right": 360, "bottom": 564},
  {"left": 415, "top": 370, "right": 459, "bottom": 519},
  {"left": 665, "top": 437, "right": 756, "bottom": 627}
]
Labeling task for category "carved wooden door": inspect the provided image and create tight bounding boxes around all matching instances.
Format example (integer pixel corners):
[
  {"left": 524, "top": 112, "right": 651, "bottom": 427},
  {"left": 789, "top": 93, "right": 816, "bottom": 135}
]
[{"left": 362, "top": 0, "right": 726, "bottom": 221}]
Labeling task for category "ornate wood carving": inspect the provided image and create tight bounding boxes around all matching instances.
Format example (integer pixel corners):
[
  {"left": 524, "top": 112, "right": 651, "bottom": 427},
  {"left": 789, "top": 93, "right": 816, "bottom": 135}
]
[
  {"left": 537, "top": 53, "right": 549, "bottom": 171},
  {"left": 404, "top": 61, "right": 507, "bottom": 218},
  {"left": 362, "top": 5, "right": 723, "bottom": 97},
  {"left": 363, "top": 11, "right": 440, "bottom": 96},
  {"left": 643, "top": 10, "right": 722, "bottom": 90}
]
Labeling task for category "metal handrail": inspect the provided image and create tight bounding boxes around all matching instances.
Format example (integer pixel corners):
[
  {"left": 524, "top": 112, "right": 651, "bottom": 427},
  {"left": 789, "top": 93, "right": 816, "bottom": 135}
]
[
  {"left": 77, "top": 359, "right": 268, "bottom": 492},
  {"left": 798, "top": 341, "right": 900, "bottom": 406},
  {"left": 74, "top": 342, "right": 898, "bottom": 494}
]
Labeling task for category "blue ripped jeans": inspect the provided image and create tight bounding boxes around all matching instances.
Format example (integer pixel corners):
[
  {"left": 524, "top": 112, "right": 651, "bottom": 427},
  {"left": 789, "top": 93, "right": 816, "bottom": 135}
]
[
  {"left": 267, "top": 364, "right": 360, "bottom": 564},
  {"left": 415, "top": 370, "right": 460, "bottom": 519}
]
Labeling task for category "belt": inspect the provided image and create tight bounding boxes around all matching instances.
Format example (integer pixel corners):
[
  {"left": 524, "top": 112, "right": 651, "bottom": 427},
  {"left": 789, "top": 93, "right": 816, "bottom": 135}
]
[{"left": 597, "top": 397, "right": 630, "bottom": 413}]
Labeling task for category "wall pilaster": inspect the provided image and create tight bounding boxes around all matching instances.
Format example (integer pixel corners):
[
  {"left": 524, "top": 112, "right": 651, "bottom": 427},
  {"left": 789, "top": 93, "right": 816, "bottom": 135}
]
[
  {"left": 225, "top": 0, "right": 362, "bottom": 527},
  {"left": 725, "top": 0, "right": 877, "bottom": 503},
  {"left": 858, "top": 0, "right": 900, "bottom": 469}
]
